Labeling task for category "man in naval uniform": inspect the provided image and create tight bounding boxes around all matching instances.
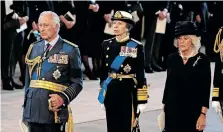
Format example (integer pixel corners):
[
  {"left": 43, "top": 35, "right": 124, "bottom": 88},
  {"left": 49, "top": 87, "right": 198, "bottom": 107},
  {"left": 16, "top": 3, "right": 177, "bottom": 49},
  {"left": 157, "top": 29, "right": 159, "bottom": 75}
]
[
  {"left": 212, "top": 26, "right": 223, "bottom": 122},
  {"left": 22, "top": 11, "right": 83, "bottom": 132},
  {"left": 98, "top": 11, "right": 149, "bottom": 132}
]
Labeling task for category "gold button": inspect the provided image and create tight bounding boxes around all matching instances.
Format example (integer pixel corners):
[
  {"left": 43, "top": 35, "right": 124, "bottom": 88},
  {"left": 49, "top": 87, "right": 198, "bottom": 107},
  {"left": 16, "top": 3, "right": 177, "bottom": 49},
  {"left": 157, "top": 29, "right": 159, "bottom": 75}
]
[
  {"left": 106, "top": 55, "right": 109, "bottom": 58},
  {"left": 121, "top": 65, "right": 123, "bottom": 67},
  {"left": 106, "top": 63, "right": 108, "bottom": 66},
  {"left": 42, "top": 78, "right": 45, "bottom": 80},
  {"left": 107, "top": 47, "right": 110, "bottom": 50}
]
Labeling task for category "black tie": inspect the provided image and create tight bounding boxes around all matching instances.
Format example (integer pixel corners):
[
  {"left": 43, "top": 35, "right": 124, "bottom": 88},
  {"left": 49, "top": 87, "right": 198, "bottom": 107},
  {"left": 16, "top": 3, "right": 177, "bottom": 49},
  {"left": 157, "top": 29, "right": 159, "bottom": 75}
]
[{"left": 44, "top": 43, "right": 51, "bottom": 57}]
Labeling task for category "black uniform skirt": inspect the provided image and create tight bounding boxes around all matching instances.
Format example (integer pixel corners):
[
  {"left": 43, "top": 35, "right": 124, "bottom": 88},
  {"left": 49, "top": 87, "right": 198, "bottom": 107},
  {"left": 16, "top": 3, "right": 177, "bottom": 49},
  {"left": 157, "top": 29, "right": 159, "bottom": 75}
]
[{"left": 104, "top": 78, "right": 137, "bottom": 132}]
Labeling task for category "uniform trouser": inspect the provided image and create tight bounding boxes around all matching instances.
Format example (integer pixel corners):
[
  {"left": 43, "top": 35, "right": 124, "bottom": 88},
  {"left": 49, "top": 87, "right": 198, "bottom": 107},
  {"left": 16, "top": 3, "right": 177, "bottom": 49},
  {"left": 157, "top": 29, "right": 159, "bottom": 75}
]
[
  {"left": 28, "top": 123, "right": 65, "bottom": 132},
  {"left": 144, "top": 16, "right": 163, "bottom": 67},
  {"left": 10, "top": 31, "right": 24, "bottom": 77},
  {"left": 152, "top": 33, "right": 164, "bottom": 65},
  {"left": 1, "top": 30, "right": 17, "bottom": 86}
]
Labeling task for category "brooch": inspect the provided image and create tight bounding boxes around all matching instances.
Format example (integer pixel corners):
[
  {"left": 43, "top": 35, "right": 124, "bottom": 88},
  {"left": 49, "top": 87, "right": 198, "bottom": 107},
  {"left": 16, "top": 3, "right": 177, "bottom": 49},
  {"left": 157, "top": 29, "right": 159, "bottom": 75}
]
[
  {"left": 53, "top": 69, "right": 61, "bottom": 80},
  {"left": 193, "top": 56, "right": 201, "bottom": 67}
]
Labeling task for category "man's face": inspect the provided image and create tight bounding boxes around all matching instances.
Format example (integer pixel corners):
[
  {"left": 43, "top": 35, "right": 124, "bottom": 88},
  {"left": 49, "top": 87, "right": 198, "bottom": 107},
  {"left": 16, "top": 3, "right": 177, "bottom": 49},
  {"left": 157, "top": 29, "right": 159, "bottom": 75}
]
[
  {"left": 38, "top": 14, "right": 58, "bottom": 41},
  {"left": 112, "top": 20, "right": 127, "bottom": 36}
]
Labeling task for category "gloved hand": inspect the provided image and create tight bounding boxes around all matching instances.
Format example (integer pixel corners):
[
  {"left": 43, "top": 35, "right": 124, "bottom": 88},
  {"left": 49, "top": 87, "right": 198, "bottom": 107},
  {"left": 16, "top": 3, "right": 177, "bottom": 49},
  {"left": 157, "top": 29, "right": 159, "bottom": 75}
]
[
  {"left": 101, "top": 104, "right": 105, "bottom": 110},
  {"left": 212, "top": 101, "right": 221, "bottom": 113},
  {"left": 137, "top": 104, "right": 147, "bottom": 113}
]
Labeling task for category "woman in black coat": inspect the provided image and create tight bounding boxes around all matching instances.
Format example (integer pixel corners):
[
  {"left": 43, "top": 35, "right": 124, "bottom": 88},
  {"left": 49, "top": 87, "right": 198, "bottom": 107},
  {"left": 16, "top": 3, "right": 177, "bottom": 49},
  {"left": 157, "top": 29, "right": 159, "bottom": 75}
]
[{"left": 162, "top": 21, "right": 211, "bottom": 132}]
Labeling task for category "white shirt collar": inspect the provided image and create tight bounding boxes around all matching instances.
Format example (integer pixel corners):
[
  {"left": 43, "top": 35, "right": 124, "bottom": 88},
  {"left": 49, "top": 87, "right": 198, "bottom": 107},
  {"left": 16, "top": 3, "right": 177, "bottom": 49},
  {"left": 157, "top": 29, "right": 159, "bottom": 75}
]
[{"left": 44, "top": 35, "right": 60, "bottom": 50}]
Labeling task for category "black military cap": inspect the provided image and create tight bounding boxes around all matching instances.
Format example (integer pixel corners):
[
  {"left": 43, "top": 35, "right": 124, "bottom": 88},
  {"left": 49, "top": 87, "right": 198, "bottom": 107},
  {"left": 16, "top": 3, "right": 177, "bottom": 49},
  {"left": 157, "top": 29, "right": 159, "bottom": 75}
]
[
  {"left": 175, "top": 21, "right": 198, "bottom": 37},
  {"left": 111, "top": 11, "right": 135, "bottom": 26}
]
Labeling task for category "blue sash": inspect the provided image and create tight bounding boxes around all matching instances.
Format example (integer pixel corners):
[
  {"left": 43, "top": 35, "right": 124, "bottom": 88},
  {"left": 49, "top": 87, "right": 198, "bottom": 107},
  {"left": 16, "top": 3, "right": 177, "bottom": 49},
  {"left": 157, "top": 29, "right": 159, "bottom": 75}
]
[{"left": 98, "top": 41, "right": 137, "bottom": 104}]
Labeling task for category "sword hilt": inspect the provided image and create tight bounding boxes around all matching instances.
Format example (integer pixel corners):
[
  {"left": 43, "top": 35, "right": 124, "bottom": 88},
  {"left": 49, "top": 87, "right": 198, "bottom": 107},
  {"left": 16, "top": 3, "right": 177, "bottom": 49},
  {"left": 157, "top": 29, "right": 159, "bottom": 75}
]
[{"left": 48, "top": 99, "right": 61, "bottom": 123}]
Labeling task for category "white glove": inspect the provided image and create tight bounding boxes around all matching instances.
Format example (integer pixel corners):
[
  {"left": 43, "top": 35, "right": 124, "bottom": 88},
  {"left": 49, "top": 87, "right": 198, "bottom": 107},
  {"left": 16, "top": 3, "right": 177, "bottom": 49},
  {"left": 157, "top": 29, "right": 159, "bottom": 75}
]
[
  {"left": 137, "top": 104, "right": 147, "bottom": 113},
  {"left": 101, "top": 104, "right": 105, "bottom": 110},
  {"left": 212, "top": 101, "right": 221, "bottom": 113}
]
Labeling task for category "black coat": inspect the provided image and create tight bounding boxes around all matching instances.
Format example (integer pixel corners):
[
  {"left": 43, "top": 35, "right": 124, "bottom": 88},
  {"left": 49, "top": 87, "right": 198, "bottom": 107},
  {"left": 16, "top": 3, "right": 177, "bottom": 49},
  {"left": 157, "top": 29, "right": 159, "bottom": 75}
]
[{"left": 162, "top": 52, "right": 211, "bottom": 132}]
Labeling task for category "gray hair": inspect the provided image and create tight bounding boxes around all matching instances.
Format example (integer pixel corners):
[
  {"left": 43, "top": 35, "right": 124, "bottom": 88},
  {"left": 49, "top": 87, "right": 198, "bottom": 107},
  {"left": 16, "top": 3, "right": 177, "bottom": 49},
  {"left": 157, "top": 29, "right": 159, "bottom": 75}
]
[
  {"left": 38, "top": 11, "right": 60, "bottom": 32},
  {"left": 174, "top": 35, "right": 201, "bottom": 52},
  {"left": 126, "top": 23, "right": 133, "bottom": 31}
]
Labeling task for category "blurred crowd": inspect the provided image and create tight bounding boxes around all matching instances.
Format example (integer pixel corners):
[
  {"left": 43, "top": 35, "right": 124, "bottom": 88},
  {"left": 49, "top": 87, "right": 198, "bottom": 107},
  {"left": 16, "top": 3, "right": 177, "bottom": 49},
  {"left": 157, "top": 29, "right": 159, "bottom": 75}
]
[{"left": 1, "top": 1, "right": 223, "bottom": 90}]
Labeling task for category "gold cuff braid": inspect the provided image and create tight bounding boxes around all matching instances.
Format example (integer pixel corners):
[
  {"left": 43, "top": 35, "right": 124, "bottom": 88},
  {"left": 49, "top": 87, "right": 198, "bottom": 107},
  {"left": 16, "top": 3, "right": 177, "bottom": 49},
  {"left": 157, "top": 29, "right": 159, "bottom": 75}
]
[
  {"left": 212, "top": 87, "right": 219, "bottom": 97},
  {"left": 137, "top": 85, "right": 148, "bottom": 101}
]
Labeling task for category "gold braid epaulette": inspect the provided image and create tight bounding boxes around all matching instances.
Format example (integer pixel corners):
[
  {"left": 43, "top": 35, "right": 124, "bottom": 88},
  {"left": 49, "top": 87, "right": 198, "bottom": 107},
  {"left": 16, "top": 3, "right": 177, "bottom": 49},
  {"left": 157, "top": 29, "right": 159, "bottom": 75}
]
[
  {"left": 25, "top": 41, "right": 43, "bottom": 79},
  {"left": 214, "top": 26, "right": 223, "bottom": 53}
]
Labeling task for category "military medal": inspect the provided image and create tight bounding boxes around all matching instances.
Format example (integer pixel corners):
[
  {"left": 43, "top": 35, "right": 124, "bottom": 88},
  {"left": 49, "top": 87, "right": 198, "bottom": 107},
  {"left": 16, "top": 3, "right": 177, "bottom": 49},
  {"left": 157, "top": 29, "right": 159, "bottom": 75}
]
[
  {"left": 48, "top": 54, "right": 58, "bottom": 63},
  {"left": 123, "top": 64, "right": 131, "bottom": 73},
  {"left": 131, "top": 48, "right": 137, "bottom": 58},
  {"left": 53, "top": 69, "right": 61, "bottom": 80},
  {"left": 58, "top": 55, "right": 68, "bottom": 64},
  {"left": 120, "top": 46, "right": 127, "bottom": 56},
  {"left": 48, "top": 54, "right": 68, "bottom": 64}
]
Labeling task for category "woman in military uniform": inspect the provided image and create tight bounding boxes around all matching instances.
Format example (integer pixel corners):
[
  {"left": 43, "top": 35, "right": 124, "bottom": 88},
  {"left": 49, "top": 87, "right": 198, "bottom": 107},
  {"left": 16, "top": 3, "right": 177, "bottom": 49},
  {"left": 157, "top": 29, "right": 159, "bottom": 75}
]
[
  {"left": 98, "top": 11, "right": 148, "bottom": 132},
  {"left": 212, "top": 26, "right": 223, "bottom": 121},
  {"left": 162, "top": 21, "right": 211, "bottom": 132}
]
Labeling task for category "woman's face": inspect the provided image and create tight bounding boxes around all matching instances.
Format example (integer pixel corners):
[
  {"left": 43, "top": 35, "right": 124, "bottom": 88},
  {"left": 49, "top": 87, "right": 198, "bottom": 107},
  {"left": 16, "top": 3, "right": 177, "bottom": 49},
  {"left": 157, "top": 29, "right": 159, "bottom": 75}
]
[
  {"left": 177, "top": 35, "right": 193, "bottom": 52},
  {"left": 112, "top": 20, "right": 127, "bottom": 36}
]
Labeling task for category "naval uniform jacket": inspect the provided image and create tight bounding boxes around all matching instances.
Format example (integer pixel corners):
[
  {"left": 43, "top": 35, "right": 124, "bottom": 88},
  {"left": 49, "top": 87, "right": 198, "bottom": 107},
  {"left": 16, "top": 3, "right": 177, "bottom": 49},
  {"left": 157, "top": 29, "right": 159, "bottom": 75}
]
[
  {"left": 99, "top": 37, "right": 148, "bottom": 131},
  {"left": 100, "top": 37, "right": 148, "bottom": 105},
  {"left": 212, "top": 52, "right": 223, "bottom": 115}
]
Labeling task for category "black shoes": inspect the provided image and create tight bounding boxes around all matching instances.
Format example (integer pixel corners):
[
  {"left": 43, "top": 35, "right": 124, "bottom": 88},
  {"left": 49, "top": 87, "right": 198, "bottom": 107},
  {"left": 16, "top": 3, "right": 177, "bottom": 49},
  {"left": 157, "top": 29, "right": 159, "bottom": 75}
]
[
  {"left": 2, "top": 84, "right": 14, "bottom": 91},
  {"left": 145, "top": 66, "right": 154, "bottom": 73},
  {"left": 151, "top": 64, "right": 164, "bottom": 72},
  {"left": 2, "top": 78, "right": 24, "bottom": 91},
  {"left": 145, "top": 64, "right": 165, "bottom": 73},
  {"left": 83, "top": 71, "right": 98, "bottom": 80}
]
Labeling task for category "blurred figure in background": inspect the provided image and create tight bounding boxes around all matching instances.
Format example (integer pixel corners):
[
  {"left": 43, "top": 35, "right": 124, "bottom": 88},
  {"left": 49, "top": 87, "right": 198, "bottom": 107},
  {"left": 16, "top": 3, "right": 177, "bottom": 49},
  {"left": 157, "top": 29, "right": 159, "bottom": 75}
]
[
  {"left": 1, "top": 0, "right": 28, "bottom": 90},
  {"left": 73, "top": 1, "right": 100, "bottom": 80},
  {"left": 142, "top": 1, "right": 170, "bottom": 73},
  {"left": 9, "top": 1, "right": 29, "bottom": 88}
]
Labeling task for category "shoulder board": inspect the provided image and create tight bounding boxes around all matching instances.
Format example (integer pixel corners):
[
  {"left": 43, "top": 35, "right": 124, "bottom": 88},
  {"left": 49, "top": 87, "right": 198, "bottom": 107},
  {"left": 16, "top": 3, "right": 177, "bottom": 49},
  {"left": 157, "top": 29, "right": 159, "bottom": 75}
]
[
  {"left": 104, "top": 37, "right": 115, "bottom": 42},
  {"left": 131, "top": 38, "right": 142, "bottom": 45},
  {"left": 63, "top": 39, "right": 78, "bottom": 47}
]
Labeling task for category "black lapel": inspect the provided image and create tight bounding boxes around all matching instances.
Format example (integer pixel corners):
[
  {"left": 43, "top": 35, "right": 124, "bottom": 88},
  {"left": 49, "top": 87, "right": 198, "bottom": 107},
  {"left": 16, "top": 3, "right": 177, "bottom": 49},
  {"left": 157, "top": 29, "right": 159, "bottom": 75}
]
[{"left": 46, "top": 37, "right": 63, "bottom": 58}]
